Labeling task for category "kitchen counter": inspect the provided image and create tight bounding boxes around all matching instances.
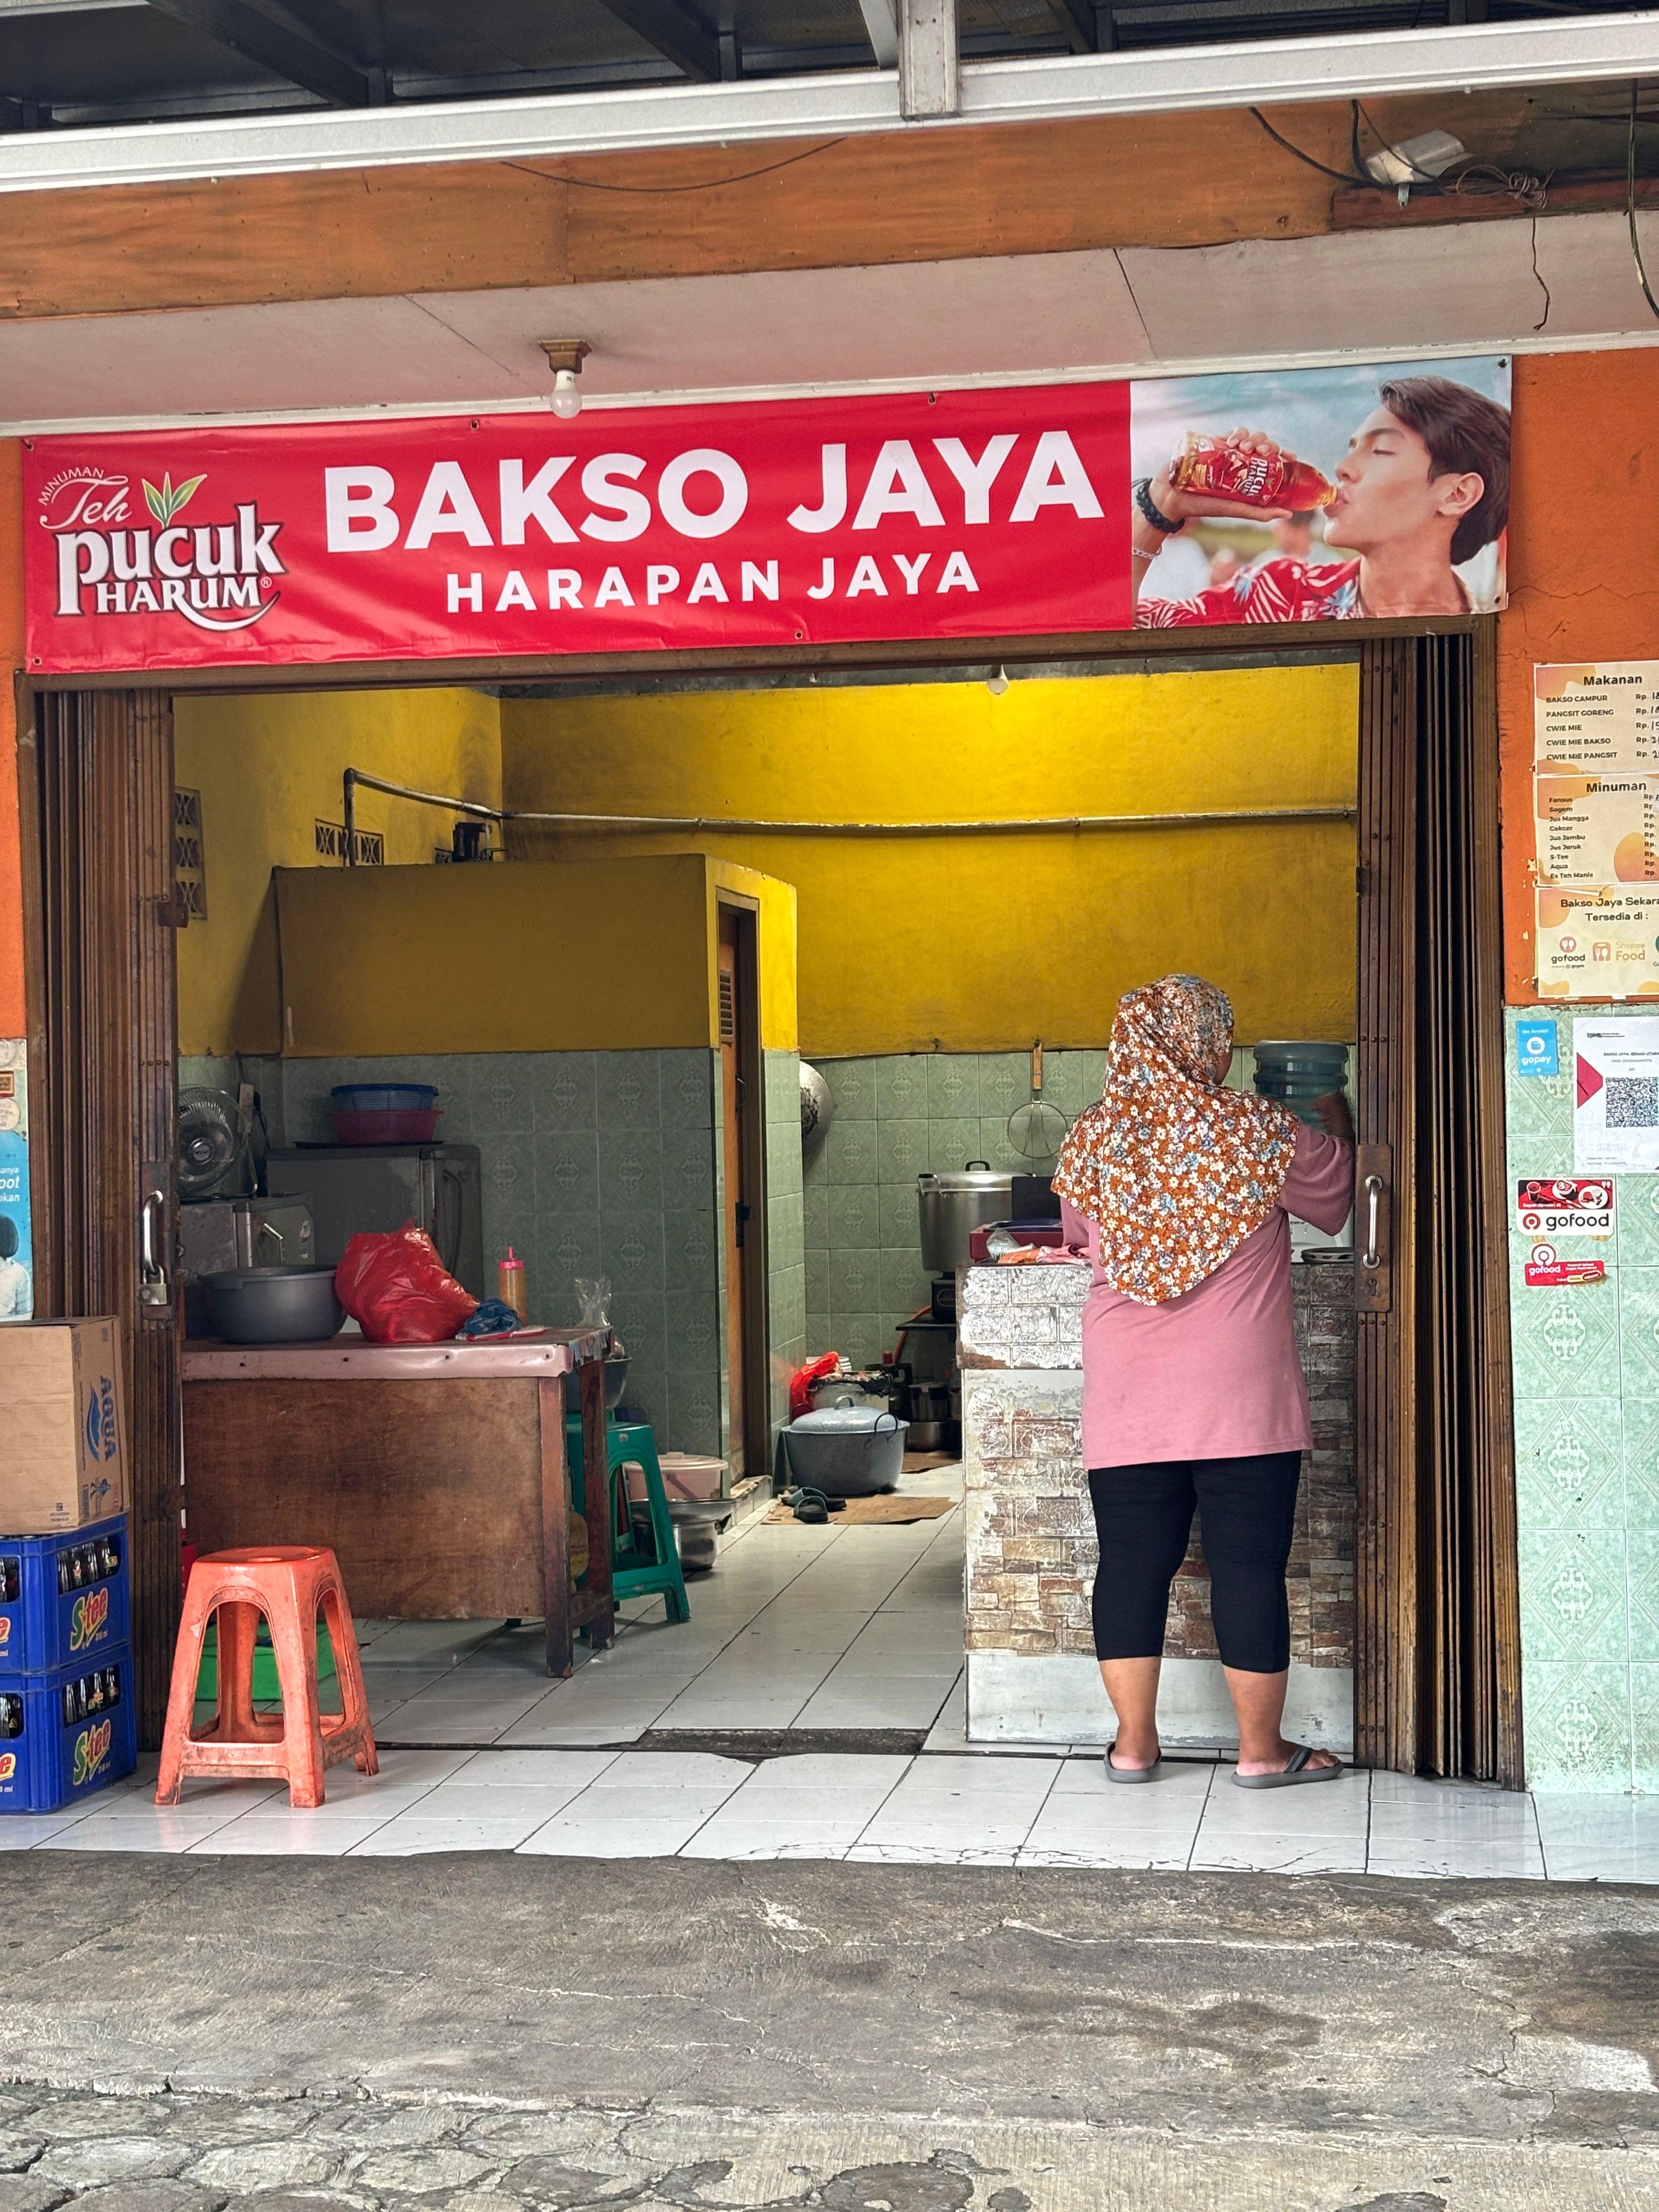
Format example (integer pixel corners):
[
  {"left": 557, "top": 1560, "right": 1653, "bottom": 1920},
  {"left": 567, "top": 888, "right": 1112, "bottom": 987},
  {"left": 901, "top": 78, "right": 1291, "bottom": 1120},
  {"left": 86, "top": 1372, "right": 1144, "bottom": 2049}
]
[
  {"left": 181, "top": 1327, "right": 610, "bottom": 1382},
  {"left": 182, "top": 1327, "right": 617, "bottom": 1675},
  {"left": 958, "top": 1259, "right": 1356, "bottom": 1751}
]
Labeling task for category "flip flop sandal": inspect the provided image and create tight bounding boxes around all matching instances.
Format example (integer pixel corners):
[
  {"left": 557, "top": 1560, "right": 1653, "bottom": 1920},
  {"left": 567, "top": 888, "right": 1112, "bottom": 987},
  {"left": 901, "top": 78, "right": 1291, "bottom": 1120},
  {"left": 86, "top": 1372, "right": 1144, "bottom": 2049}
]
[
  {"left": 1232, "top": 1745, "right": 1344, "bottom": 1789},
  {"left": 1103, "top": 1742, "right": 1162, "bottom": 1783},
  {"left": 782, "top": 1485, "right": 845, "bottom": 1525}
]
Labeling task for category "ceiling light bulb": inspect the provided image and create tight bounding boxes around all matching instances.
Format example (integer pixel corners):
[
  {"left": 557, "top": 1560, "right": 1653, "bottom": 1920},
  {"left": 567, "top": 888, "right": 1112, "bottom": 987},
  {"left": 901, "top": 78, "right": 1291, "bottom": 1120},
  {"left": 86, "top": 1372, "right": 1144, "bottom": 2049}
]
[
  {"left": 551, "top": 369, "right": 582, "bottom": 420},
  {"left": 985, "top": 665, "right": 1010, "bottom": 697}
]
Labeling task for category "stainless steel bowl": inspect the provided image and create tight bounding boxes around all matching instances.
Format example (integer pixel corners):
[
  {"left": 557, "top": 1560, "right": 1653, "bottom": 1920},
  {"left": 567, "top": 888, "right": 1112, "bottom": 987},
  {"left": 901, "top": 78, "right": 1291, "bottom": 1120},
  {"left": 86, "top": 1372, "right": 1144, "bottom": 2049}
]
[{"left": 204, "top": 1264, "right": 344, "bottom": 1344}]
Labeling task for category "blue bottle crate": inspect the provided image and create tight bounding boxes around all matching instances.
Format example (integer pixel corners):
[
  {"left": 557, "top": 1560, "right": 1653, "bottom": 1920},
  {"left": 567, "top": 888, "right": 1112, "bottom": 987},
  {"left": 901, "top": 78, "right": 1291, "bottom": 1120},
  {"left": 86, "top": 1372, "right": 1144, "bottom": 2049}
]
[
  {"left": 0, "top": 1516, "right": 130, "bottom": 1675},
  {"left": 0, "top": 1643, "right": 137, "bottom": 1813}
]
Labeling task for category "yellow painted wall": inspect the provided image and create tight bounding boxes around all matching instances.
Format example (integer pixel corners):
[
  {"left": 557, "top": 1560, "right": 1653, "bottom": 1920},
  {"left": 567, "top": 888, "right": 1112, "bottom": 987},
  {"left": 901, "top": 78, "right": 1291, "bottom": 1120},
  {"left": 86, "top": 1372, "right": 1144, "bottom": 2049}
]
[
  {"left": 276, "top": 854, "right": 737, "bottom": 1055},
  {"left": 174, "top": 686, "right": 503, "bottom": 1055},
  {"left": 500, "top": 665, "right": 1358, "bottom": 1055},
  {"left": 708, "top": 859, "right": 798, "bottom": 1052}
]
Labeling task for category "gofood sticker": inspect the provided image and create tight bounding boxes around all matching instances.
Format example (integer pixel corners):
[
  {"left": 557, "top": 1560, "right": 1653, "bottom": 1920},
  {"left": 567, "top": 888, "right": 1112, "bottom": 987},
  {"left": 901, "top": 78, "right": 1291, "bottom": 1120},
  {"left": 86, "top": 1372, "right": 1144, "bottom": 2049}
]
[{"left": 1516, "top": 1177, "right": 1615, "bottom": 1239}]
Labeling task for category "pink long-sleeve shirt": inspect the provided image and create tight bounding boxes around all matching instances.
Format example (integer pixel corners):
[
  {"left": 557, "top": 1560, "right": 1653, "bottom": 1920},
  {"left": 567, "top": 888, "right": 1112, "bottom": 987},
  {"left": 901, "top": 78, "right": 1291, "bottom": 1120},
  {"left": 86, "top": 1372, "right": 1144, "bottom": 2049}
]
[{"left": 1060, "top": 1125, "right": 1354, "bottom": 1469}]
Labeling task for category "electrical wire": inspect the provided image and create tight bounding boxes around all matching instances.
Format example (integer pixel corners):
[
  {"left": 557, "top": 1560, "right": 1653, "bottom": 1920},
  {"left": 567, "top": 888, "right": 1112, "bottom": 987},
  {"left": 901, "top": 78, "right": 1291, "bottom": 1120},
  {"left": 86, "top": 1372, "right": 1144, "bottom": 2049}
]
[
  {"left": 1249, "top": 106, "right": 1373, "bottom": 187},
  {"left": 1629, "top": 80, "right": 1659, "bottom": 321},
  {"left": 505, "top": 137, "right": 845, "bottom": 196}
]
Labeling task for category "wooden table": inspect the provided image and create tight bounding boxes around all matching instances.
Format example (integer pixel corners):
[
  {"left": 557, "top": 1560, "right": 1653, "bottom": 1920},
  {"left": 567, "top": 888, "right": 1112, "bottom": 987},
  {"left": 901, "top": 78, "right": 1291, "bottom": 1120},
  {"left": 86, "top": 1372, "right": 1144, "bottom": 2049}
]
[{"left": 181, "top": 1329, "right": 615, "bottom": 1676}]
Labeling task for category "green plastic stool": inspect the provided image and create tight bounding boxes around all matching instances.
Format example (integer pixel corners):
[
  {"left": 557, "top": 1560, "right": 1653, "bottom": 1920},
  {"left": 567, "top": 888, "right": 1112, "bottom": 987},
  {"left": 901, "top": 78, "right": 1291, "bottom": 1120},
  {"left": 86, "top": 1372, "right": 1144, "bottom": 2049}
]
[{"left": 565, "top": 1413, "right": 691, "bottom": 1626}]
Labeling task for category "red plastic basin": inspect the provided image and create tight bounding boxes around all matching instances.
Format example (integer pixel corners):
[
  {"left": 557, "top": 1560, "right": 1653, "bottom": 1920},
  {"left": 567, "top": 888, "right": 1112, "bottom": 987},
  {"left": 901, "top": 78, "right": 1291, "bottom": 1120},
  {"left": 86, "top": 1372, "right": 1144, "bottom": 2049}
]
[{"left": 329, "top": 1107, "right": 442, "bottom": 1145}]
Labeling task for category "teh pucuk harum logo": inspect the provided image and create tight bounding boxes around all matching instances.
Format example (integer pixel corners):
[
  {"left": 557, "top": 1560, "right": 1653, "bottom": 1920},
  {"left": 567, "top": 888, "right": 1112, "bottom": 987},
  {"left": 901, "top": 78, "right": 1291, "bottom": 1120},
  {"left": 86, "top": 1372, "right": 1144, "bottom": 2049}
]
[{"left": 42, "top": 467, "right": 284, "bottom": 632}]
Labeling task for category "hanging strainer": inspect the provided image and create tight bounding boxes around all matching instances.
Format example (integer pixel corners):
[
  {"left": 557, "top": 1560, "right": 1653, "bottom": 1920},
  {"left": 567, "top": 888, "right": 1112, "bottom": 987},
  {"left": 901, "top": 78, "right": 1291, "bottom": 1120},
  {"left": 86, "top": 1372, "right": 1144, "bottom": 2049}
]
[{"left": 1006, "top": 1043, "right": 1070, "bottom": 1163}]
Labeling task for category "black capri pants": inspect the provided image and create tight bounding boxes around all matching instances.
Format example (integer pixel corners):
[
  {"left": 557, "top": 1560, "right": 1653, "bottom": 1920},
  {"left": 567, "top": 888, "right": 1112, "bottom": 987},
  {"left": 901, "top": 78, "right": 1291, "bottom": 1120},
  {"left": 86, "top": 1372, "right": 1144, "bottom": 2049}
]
[{"left": 1087, "top": 1451, "right": 1301, "bottom": 1676}]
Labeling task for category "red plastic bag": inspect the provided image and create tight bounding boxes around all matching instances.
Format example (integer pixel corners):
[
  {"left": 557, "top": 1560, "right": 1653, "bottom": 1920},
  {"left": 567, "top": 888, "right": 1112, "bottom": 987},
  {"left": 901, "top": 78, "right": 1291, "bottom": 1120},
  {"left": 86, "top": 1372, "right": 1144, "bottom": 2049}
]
[
  {"left": 788, "top": 1352, "right": 842, "bottom": 1423},
  {"left": 334, "top": 1223, "right": 480, "bottom": 1344}
]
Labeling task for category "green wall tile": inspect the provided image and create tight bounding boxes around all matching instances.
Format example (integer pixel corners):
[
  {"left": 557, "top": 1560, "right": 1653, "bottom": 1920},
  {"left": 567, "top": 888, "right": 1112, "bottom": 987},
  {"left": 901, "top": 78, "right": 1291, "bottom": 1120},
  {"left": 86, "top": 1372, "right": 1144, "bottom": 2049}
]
[
  {"left": 816, "top": 1058, "right": 875, "bottom": 1122},
  {"left": 1626, "top": 1527, "right": 1659, "bottom": 1663},
  {"left": 927, "top": 1116, "right": 980, "bottom": 1173},
  {"left": 1633, "top": 1666, "right": 1659, "bottom": 1792},
  {"left": 828, "top": 1185, "right": 880, "bottom": 1251},
  {"left": 1514, "top": 1396, "right": 1626, "bottom": 1532},
  {"left": 1517, "top": 1525, "right": 1631, "bottom": 1666},
  {"left": 1509, "top": 1281, "right": 1621, "bottom": 1400},
  {"left": 926, "top": 1056, "right": 979, "bottom": 1119},
  {"left": 877, "top": 1118, "right": 930, "bottom": 1184},
  {"left": 1523, "top": 1661, "right": 1635, "bottom": 1792},
  {"left": 822, "top": 1119, "right": 877, "bottom": 1185},
  {"left": 873, "top": 1055, "right": 929, "bottom": 1121}
]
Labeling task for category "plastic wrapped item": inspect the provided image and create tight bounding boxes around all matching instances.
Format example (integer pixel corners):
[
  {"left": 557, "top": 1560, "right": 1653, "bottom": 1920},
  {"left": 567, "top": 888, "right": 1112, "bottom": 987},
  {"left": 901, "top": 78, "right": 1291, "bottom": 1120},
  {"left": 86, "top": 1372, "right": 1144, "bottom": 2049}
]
[
  {"left": 573, "top": 1277, "right": 624, "bottom": 1357},
  {"left": 334, "top": 1224, "right": 479, "bottom": 1344}
]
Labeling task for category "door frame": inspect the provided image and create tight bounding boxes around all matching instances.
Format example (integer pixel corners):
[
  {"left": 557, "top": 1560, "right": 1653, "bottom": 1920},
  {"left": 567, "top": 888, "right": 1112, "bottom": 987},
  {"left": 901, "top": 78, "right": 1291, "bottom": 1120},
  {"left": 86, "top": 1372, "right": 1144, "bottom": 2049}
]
[
  {"left": 715, "top": 890, "right": 771, "bottom": 1485},
  {"left": 18, "top": 609, "right": 1519, "bottom": 1776}
]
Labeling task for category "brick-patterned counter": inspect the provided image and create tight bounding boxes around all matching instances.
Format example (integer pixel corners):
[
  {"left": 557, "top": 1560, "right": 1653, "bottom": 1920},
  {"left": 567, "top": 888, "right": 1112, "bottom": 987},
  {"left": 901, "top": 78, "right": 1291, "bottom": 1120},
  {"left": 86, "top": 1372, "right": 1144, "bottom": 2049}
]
[{"left": 959, "top": 1260, "right": 1356, "bottom": 1751}]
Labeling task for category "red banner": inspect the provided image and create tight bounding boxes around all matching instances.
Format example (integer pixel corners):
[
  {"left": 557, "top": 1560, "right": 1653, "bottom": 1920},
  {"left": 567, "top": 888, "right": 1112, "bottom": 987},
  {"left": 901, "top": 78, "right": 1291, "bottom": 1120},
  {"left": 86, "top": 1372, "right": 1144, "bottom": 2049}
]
[{"left": 23, "top": 385, "right": 1132, "bottom": 674}]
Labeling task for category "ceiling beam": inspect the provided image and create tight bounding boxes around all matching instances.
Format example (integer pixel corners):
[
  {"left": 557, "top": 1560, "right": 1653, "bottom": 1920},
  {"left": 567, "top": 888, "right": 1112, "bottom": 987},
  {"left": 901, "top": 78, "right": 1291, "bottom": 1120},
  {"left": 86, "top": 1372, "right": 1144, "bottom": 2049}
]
[
  {"left": 7, "top": 16, "right": 1659, "bottom": 191},
  {"left": 899, "top": 0, "right": 957, "bottom": 119},
  {"left": 599, "top": 0, "right": 720, "bottom": 81},
  {"left": 1048, "top": 0, "right": 1098, "bottom": 51},
  {"left": 858, "top": 0, "right": 899, "bottom": 68},
  {"left": 144, "top": 0, "right": 373, "bottom": 106}
]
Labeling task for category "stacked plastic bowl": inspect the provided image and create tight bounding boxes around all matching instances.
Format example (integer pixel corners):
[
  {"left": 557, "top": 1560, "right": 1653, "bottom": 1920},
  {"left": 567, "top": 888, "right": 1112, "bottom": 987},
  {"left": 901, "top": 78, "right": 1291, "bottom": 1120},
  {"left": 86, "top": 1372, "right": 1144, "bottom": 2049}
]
[{"left": 1251, "top": 1041, "right": 1350, "bottom": 1127}]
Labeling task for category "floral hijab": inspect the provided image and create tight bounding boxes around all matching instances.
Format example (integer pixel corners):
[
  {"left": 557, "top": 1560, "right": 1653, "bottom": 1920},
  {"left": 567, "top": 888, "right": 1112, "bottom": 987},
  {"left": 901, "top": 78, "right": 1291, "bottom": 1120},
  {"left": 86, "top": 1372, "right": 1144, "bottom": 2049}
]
[{"left": 1053, "top": 975, "right": 1300, "bottom": 1306}]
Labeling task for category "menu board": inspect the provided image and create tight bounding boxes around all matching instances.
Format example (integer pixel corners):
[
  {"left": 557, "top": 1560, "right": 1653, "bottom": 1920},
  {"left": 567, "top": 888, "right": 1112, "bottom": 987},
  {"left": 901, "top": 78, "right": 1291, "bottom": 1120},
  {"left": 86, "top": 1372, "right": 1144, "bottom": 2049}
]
[{"left": 1534, "top": 664, "right": 1659, "bottom": 998}]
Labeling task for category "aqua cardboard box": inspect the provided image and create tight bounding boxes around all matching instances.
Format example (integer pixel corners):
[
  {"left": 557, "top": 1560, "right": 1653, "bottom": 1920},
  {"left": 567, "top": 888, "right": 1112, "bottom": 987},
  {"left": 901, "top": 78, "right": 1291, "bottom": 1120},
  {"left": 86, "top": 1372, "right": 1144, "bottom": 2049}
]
[{"left": 0, "top": 1319, "right": 128, "bottom": 1533}]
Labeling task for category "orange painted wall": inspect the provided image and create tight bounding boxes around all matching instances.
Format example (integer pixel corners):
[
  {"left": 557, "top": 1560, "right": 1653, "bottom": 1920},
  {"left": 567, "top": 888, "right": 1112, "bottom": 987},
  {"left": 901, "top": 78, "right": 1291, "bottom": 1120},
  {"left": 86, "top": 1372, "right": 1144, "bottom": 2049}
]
[
  {"left": 1500, "top": 350, "right": 1659, "bottom": 1003},
  {"left": 0, "top": 439, "right": 23, "bottom": 1039}
]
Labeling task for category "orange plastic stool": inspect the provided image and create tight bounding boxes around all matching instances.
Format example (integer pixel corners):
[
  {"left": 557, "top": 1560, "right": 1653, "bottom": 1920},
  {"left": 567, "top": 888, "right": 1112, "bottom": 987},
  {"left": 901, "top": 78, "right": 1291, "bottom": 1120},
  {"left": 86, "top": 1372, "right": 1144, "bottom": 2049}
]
[{"left": 156, "top": 1546, "right": 378, "bottom": 1810}]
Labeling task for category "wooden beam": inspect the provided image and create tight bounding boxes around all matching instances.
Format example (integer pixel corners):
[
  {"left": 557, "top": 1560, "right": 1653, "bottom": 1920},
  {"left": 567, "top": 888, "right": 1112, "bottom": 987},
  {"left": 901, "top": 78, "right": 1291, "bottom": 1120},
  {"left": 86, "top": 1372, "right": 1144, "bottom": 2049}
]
[
  {"left": 0, "top": 92, "right": 1552, "bottom": 322},
  {"left": 1332, "top": 168, "right": 1658, "bottom": 227},
  {"left": 599, "top": 0, "right": 720, "bottom": 80},
  {"left": 145, "top": 0, "right": 373, "bottom": 107}
]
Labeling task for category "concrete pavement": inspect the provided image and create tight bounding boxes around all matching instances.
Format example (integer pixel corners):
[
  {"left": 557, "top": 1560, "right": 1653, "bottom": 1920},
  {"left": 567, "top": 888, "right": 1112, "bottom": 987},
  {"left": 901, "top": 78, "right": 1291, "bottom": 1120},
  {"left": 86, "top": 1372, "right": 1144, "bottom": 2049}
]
[{"left": 0, "top": 1853, "right": 1655, "bottom": 2207}]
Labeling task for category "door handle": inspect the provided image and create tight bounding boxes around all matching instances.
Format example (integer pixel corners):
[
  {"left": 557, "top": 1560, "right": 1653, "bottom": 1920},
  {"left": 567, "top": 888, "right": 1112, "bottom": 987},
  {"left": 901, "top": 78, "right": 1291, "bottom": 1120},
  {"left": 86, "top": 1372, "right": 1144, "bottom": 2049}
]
[
  {"left": 1354, "top": 1144, "right": 1392, "bottom": 1315},
  {"left": 139, "top": 1188, "right": 170, "bottom": 1308},
  {"left": 1362, "top": 1175, "right": 1383, "bottom": 1269}
]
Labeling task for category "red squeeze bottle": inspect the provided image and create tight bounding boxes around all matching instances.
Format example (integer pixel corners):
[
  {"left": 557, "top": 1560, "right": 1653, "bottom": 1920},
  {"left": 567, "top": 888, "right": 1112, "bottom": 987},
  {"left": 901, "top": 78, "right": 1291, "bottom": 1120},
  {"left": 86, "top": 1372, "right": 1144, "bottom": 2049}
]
[
  {"left": 497, "top": 1246, "right": 526, "bottom": 1321},
  {"left": 1171, "top": 432, "right": 1335, "bottom": 512}
]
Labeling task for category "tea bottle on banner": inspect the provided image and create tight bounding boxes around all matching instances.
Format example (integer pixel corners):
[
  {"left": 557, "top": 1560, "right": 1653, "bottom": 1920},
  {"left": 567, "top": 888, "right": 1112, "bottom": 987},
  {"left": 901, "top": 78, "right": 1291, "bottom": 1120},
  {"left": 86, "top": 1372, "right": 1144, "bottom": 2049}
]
[{"left": 1171, "top": 433, "right": 1335, "bottom": 512}]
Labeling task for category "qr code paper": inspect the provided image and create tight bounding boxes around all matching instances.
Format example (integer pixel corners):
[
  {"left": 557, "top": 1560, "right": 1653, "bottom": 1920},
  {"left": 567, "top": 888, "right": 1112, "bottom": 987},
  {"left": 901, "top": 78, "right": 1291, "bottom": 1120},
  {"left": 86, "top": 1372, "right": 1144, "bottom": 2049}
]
[{"left": 1605, "top": 1076, "right": 1659, "bottom": 1128}]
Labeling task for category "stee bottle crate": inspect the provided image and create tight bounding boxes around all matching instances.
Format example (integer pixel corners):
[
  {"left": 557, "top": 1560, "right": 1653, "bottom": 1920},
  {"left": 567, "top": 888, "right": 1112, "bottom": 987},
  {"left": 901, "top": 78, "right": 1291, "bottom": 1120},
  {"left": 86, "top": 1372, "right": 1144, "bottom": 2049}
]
[
  {"left": 0, "top": 1514, "right": 130, "bottom": 1675},
  {"left": 0, "top": 1644, "right": 137, "bottom": 1813}
]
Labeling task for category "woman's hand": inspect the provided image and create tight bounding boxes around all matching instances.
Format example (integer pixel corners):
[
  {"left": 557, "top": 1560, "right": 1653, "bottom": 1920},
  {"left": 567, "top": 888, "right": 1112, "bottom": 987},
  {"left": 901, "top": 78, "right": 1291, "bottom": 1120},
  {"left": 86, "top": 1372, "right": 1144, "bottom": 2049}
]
[{"left": 1311, "top": 1092, "right": 1354, "bottom": 1144}]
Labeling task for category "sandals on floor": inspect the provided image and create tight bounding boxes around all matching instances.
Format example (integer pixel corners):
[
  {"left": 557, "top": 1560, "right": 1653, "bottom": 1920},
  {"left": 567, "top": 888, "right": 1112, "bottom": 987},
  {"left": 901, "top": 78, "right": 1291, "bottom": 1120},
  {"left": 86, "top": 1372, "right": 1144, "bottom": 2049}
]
[
  {"left": 1232, "top": 1745, "right": 1344, "bottom": 1789},
  {"left": 1104, "top": 1741, "right": 1162, "bottom": 1784}
]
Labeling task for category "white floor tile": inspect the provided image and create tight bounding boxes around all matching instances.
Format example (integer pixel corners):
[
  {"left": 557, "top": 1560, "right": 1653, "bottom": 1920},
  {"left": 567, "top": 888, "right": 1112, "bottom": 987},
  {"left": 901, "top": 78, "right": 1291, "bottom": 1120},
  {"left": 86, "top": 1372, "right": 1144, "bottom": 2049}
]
[
  {"left": 1192, "top": 1837, "right": 1369, "bottom": 1874},
  {"left": 854, "top": 1756, "right": 1060, "bottom": 1855},
  {"left": 1019, "top": 1840, "right": 1196, "bottom": 1869},
  {"left": 0, "top": 1809, "right": 103, "bottom": 1847},
  {"left": 348, "top": 1814, "right": 549, "bottom": 1854},
  {"left": 441, "top": 1749, "right": 621, "bottom": 1790},
  {"left": 1196, "top": 1777, "right": 1369, "bottom": 1838},
  {"left": 188, "top": 1817, "right": 389, "bottom": 1856},
  {"left": 519, "top": 1813, "right": 720, "bottom": 1858},
  {"left": 1050, "top": 1754, "right": 1216, "bottom": 1800},
  {"left": 41, "top": 1812, "right": 241, "bottom": 1853},
  {"left": 844, "top": 1842, "right": 1018, "bottom": 1865},
  {"left": 1365, "top": 1840, "right": 1547, "bottom": 1880},
  {"left": 792, "top": 1674, "right": 961, "bottom": 1730}
]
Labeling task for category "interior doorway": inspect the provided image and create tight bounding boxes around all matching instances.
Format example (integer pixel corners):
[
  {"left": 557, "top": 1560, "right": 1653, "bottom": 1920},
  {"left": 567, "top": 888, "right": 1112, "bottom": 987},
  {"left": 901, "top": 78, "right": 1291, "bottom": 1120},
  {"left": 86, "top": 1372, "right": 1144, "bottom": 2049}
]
[
  {"left": 19, "top": 626, "right": 1520, "bottom": 1778},
  {"left": 717, "top": 899, "right": 769, "bottom": 1484}
]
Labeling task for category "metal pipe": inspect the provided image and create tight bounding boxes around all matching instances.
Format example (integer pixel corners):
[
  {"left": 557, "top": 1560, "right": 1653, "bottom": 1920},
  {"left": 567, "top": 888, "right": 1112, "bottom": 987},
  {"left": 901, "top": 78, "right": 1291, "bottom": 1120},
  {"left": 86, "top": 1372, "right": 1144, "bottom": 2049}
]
[{"left": 340, "top": 766, "right": 1353, "bottom": 839}]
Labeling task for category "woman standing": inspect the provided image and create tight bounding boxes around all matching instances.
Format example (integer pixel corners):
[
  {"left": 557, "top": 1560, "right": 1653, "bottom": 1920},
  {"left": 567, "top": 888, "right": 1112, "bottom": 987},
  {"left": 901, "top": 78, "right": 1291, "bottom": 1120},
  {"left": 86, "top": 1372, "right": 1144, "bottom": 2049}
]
[{"left": 1053, "top": 975, "right": 1354, "bottom": 1786}]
